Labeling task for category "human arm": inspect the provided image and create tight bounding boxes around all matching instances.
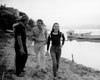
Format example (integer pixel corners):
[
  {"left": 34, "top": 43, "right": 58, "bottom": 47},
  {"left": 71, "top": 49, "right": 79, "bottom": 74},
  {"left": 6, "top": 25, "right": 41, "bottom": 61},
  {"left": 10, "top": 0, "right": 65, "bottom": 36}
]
[
  {"left": 30, "top": 28, "right": 37, "bottom": 41},
  {"left": 61, "top": 33, "right": 65, "bottom": 48},
  {"left": 17, "top": 36, "right": 24, "bottom": 54},
  {"left": 15, "top": 24, "right": 25, "bottom": 54},
  {"left": 47, "top": 34, "right": 51, "bottom": 51},
  {"left": 31, "top": 27, "right": 40, "bottom": 42},
  {"left": 44, "top": 29, "right": 48, "bottom": 45}
]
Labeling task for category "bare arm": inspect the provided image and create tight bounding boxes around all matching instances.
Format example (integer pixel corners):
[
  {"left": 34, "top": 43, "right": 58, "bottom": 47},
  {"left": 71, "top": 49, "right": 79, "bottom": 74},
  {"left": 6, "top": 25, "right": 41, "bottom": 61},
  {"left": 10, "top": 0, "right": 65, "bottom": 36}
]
[
  {"left": 45, "top": 29, "right": 48, "bottom": 44},
  {"left": 31, "top": 27, "right": 38, "bottom": 41},
  {"left": 47, "top": 35, "right": 51, "bottom": 51},
  {"left": 17, "top": 36, "right": 24, "bottom": 50}
]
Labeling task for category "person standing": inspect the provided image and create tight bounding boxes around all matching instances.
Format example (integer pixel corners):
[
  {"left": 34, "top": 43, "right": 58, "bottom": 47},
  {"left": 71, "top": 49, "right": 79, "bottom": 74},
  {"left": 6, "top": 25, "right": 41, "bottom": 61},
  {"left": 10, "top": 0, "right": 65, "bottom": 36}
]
[
  {"left": 31, "top": 19, "right": 48, "bottom": 72},
  {"left": 47, "top": 23, "right": 65, "bottom": 79},
  {"left": 13, "top": 15, "right": 29, "bottom": 76}
]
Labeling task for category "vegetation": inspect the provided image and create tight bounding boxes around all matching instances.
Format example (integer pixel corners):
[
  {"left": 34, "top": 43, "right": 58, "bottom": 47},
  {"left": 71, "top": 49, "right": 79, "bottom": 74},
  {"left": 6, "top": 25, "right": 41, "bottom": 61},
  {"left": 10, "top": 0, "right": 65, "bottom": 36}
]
[{"left": 0, "top": 5, "right": 35, "bottom": 32}]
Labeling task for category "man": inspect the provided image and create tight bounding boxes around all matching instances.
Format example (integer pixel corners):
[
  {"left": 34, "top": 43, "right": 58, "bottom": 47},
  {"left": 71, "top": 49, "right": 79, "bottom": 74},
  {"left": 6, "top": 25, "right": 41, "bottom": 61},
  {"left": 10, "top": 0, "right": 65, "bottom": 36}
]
[
  {"left": 32, "top": 19, "right": 48, "bottom": 72},
  {"left": 13, "top": 15, "right": 29, "bottom": 76}
]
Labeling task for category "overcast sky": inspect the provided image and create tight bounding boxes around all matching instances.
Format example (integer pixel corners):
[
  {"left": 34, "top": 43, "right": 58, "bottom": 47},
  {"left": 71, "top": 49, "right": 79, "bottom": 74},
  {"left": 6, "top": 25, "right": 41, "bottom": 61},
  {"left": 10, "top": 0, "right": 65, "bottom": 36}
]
[{"left": 0, "top": 0, "right": 100, "bottom": 28}]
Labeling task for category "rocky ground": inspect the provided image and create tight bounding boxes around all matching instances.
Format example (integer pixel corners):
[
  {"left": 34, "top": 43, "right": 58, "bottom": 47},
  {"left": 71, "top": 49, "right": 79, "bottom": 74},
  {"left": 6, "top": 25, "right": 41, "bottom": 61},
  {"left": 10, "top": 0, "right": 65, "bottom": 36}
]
[{"left": 0, "top": 32, "right": 100, "bottom": 80}]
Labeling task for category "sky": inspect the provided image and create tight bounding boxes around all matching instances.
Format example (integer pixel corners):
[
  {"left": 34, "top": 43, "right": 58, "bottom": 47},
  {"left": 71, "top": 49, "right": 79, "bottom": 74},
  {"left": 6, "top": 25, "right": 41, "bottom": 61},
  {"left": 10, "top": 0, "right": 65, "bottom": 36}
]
[{"left": 0, "top": 0, "right": 100, "bottom": 29}]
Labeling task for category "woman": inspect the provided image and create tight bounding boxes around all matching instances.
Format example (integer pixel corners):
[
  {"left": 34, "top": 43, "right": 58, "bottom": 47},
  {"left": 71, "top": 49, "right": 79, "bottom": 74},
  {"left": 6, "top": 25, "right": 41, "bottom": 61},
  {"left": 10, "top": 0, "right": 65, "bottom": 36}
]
[{"left": 47, "top": 23, "right": 65, "bottom": 79}]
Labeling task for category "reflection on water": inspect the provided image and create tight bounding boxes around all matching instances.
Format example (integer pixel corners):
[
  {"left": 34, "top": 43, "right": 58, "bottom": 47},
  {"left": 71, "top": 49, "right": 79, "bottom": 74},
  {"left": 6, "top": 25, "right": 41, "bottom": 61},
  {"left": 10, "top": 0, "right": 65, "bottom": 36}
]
[{"left": 61, "top": 29, "right": 100, "bottom": 70}]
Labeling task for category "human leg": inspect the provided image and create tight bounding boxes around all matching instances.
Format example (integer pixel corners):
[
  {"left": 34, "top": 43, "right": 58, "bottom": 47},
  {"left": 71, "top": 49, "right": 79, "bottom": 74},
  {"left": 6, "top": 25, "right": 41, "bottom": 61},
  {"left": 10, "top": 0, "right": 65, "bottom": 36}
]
[
  {"left": 39, "top": 45, "right": 45, "bottom": 69},
  {"left": 56, "top": 47, "right": 61, "bottom": 71},
  {"left": 15, "top": 45, "right": 22, "bottom": 76},
  {"left": 50, "top": 46, "right": 57, "bottom": 77},
  {"left": 23, "top": 45, "right": 28, "bottom": 68},
  {"left": 20, "top": 54, "right": 28, "bottom": 72},
  {"left": 33, "top": 43, "right": 40, "bottom": 69},
  {"left": 15, "top": 54, "right": 22, "bottom": 75},
  {"left": 21, "top": 44, "right": 28, "bottom": 72}
]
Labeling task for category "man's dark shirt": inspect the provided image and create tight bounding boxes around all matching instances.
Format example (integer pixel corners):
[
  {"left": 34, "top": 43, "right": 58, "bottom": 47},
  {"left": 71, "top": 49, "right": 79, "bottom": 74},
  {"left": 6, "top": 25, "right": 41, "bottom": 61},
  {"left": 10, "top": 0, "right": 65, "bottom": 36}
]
[
  {"left": 14, "top": 22, "right": 26, "bottom": 46},
  {"left": 47, "top": 32, "right": 65, "bottom": 50}
]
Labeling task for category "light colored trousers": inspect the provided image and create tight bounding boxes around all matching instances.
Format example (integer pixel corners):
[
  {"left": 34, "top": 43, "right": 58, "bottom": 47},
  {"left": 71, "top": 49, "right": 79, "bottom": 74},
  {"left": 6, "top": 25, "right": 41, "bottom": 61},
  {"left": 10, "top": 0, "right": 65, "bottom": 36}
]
[{"left": 33, "top": 42, "right": 45, "bottom": 69}]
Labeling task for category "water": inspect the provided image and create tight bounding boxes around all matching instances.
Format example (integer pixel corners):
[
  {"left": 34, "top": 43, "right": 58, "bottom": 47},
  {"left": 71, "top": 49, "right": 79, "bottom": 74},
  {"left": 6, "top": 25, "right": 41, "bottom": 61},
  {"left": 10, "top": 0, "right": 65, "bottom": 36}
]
[{"left": 60, "top": 29, "right": 100, "bottom": 70}]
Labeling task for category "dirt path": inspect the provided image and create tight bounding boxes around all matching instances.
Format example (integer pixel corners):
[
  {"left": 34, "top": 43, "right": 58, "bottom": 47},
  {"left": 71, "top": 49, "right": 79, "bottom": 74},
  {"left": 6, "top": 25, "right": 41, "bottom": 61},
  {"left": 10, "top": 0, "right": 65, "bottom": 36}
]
[
  {"left": 0, "top": 38, "right": 54, "bottom": 80},
  {"left": 0, "top": 36, "right": 100, "bottom": 80}
]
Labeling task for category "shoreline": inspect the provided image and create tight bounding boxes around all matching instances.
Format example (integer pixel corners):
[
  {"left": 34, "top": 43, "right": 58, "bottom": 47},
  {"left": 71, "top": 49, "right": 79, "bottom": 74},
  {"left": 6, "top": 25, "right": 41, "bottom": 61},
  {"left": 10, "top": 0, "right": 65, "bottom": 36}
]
[{"left": 0, "top": 35, "right": 100, "bottom": 80}]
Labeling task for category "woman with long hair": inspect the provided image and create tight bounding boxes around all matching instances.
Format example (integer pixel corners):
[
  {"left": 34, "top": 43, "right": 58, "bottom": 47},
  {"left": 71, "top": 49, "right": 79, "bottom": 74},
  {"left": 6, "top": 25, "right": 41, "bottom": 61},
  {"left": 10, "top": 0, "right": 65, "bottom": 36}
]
[{"left": 47, "top": 23, "right": 65, "bottom": 79}]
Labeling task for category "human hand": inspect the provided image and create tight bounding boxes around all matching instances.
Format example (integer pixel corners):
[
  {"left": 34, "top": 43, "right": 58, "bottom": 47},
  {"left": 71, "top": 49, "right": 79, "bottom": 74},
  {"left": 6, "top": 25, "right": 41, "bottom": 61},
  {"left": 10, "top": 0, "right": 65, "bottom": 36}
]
[
  {"left": 32, "top": 37, "right": 36, "bottom": 41},
  {"left": 43, "top": 40, "right": 47, "bottom": 45},
  {"left": 33, "top": 37, "right": 40, "bottom": 42},
  {"left": 20, "top": 48, "right": 25, "bottom": 55},
  {"left": 45, "top": 50, "right": 50, "bottom": 56},
  {"left": 60, "top": 45, "right": 63, "bottom": 48}
]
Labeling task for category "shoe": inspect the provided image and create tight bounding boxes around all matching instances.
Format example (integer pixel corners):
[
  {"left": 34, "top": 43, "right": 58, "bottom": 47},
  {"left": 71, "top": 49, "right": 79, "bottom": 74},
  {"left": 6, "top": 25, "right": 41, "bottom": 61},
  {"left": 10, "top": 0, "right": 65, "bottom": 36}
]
[
  {"left": 57, "top": 69, "right": 62, "bottom": 73},
  {"left": 16, "top": 71, "right": 25, "bottom": 77},
  {"left": 53, "top": 77, "right": 57, "bottom": 80},
  {"left": 22, "top": 70, "right": 25, "bottom": 73},
  {"left": 16, "top": 73, "right": 24, "bottom": 77},
  {"left": 40, "top": 68, "right": 47, "bottom": 73}
]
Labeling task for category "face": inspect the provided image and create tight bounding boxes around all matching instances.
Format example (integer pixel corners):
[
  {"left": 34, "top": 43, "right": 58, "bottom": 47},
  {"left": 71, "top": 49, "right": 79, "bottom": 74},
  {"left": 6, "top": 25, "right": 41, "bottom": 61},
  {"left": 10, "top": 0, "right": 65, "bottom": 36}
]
[
  {"left": 21, "top": 16, "right": 29, "bottom": 24},
  {"left": 25, "top": 19, "right": 29, "bottom": 24},
  {"left": 37, "top": 20, "right": 43, "bottom": 27},
  {"left": 53, "top": 23, "right": 59, "bottom": 32}
]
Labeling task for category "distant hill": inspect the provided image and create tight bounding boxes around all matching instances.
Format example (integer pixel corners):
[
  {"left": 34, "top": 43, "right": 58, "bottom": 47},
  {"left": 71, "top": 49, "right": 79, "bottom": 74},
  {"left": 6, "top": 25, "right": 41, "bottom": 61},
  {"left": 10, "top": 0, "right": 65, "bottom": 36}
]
[{"left": 62, "top": 25, "right": 100, "bottom": 30}]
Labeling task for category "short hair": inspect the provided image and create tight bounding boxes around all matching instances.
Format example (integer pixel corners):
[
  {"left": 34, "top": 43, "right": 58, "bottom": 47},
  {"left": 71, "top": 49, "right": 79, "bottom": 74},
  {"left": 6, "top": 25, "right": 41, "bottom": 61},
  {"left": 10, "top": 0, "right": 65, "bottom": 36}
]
[
  {"left": 17, "top": 15, "right": 28, "bottom": 22},
  {"left": 37, "top": 19, "right": 43, "bottom": 24},
  {"left": 21, "top": 15, "right": 28, "bottom": 21}
]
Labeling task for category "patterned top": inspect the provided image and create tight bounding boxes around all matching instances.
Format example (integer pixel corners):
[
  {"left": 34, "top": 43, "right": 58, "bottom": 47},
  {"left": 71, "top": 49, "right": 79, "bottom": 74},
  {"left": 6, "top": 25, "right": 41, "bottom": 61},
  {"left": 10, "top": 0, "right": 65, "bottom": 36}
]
[{"left": 32, "top": 25, "right": 47, "bottom": 43}]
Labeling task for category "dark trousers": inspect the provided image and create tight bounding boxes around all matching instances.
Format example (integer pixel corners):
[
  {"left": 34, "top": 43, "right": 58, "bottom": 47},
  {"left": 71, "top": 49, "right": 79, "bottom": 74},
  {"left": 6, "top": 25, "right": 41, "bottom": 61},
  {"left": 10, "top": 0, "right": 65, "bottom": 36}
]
[
  {"left": 15, "top": 43, "right": 28, "bottom": 75},
  {"left": 50, "top": 46, "right": 61, "bottom": 77}
]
